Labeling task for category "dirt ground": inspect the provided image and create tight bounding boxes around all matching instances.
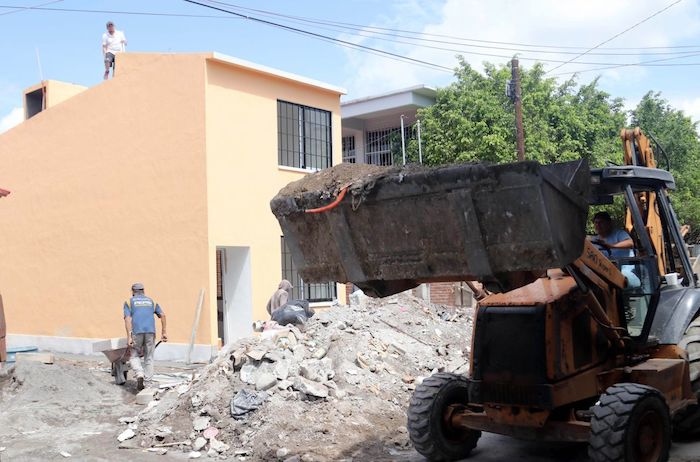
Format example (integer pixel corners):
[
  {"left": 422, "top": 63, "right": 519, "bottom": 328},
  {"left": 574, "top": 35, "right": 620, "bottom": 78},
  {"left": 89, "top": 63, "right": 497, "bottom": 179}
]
[{"left": 0, "top": 357, "right": 195, "bottom": 461}]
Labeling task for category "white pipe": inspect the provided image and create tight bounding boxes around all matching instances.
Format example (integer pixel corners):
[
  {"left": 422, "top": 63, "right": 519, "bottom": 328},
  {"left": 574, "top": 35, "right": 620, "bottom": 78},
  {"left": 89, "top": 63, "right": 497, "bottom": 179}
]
[
  {"left": 417, "top": 119, "right": 423, "bottom": 164},
  {"left": 400, "top": 115, "right": 406, "bottom": 165}
]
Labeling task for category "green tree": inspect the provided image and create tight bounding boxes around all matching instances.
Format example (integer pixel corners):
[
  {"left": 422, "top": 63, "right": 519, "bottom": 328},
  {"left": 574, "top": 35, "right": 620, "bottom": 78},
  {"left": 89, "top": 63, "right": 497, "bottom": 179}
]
[
  {"left": 631, "top": 92, "right": 700, "bottom": 239},
  {"left": 417, "top": 57, "right": 626, "bottom": 167}
]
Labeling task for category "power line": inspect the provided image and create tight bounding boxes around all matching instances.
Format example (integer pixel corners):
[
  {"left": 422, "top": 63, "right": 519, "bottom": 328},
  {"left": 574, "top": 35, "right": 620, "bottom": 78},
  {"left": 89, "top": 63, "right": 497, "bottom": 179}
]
[
  {"left": 6, "top": 2, "right": 699, "bottom": 55},
  {"left": 182, "top": 0, "right": 454, "bottom": 73},
  {"left": 0, "top": 4, "right": 239, "bottom": 19},
  {"left": 552, "top": 51, "right": 700, "bottom": 77},
  {"left": 206, "top": 0, "right": 700, "bottom": 52},
  {"left": 546, "top": 0, "right": 683, "bottom": 74},
  {"left": 0, "top": 0, "right": 62, "bottom": 17}
]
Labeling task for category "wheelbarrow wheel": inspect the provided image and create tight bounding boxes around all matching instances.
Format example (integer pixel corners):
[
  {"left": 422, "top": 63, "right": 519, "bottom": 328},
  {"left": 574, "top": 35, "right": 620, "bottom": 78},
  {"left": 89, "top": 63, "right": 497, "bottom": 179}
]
[{"left": 113, "top": 361, "right": 128, "bottom": 386}]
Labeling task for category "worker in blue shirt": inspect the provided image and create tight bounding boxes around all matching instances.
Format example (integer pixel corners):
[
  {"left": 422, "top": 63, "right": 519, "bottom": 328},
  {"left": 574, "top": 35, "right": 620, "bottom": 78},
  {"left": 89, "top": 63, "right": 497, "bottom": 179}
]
[{"left": 123, "top": 282, "right": 167, "bottom": 390}]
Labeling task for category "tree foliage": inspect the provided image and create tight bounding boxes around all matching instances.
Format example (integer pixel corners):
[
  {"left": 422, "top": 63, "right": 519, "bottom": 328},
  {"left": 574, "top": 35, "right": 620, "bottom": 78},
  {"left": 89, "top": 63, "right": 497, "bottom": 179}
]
[
  {"left": 417, "top": 57, "right": 700, "bottom": 239},
  {"left": 631, "top": 92, "right": 700, "bottom": 239},
  {"left": 418, "top": 57, "right": 626, "bottom": 166}
]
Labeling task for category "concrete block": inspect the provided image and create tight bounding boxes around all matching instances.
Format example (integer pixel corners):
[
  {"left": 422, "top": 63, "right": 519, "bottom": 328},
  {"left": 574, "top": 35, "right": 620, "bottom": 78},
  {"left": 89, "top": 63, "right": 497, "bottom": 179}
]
[
  {"left": 135, "top": 388, "right": 156, "bottom": 405},
  {"left": 15, "top": 352, "right": 54, "bottom": 364},
  {"left": 92, "top": 338, "right": 127, "bottom": 353}
]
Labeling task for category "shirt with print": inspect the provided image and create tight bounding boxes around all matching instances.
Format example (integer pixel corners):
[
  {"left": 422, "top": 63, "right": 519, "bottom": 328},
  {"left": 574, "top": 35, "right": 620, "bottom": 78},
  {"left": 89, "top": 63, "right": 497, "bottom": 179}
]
[
  {"left": 123, "top": 295, "right": 162, "bottom": 334},
  {"left": 602, "top": 228, "right": 634, "bottom": 259},
  {"left": 102, "top": 30, "right": 126, "bottom": 54}
]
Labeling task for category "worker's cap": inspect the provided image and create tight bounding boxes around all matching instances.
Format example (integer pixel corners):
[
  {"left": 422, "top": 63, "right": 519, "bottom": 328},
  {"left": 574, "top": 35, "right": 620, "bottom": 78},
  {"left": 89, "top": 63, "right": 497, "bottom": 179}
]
[
  {"left": 106, "top": 21, "right": 114, "bottom": 27},
  {"left": 131, "top": 282, "right": 144, "bottom": 291}
]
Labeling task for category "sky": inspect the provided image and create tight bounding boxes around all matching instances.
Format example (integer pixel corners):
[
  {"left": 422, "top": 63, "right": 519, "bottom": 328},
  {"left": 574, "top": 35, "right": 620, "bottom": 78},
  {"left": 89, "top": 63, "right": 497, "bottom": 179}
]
[{"left": 2, "top": 0, "right": 700, "bottom": 134}]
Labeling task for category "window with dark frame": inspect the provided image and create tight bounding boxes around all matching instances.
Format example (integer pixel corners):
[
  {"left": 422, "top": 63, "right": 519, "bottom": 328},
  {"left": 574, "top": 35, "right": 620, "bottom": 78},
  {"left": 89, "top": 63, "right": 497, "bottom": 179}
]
[
  {"left": 277, "top": 100, "right": 332, "bottom": 170},
  {"left": 281, "top": 236, "right": 337, "bottom": 303}
]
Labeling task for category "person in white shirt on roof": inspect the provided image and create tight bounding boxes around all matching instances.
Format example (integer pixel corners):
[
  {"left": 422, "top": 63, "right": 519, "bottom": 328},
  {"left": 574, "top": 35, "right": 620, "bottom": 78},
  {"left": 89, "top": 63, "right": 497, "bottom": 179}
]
[{"left": 102, "top": 21, "right": 127, "bottom": 80}]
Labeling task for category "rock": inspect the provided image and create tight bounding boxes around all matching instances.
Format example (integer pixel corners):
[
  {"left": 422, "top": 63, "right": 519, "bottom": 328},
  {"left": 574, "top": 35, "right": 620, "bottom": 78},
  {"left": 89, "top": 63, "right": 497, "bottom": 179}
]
[
  {"left": 135, "top": 388, "right": 156, "bottom": 405},
  {"left": 301, "top": 454, "right": 314, "bottom": 462},
  {"left": 199, "top": 405, "right": 222, "bottom": 421},
  {"left": 397, "top": 426, "right": 408, "bottom": 434},
  {"left": 328, "top": 387, "right": 346, "bottom": 399},
  {"left": 187, "top": 451, "right": 201, "bottom": 459},
  {"left": 292, "top": 377, "right": 329, "bottom": 398},
  {"left": 232, "top": 349, "right": 247, "bottom": 369},
  {"left": 401, "top": 375, "right": 415, "bottom": 384},
  {"left": 117, "top": 428, "right": 135, "bottom": 442},
  {"left": 292, "top": 345, "right": 305, "bottom": 362},
  {"left": 193, "top": 437, "right": 207, "bottom": 451},
  {"left": 437, "top": 346, "right": 447, "bottom": 356},
  {"left": 287, "top": 332, "right": 298, "bottom": 347},
  {"left": 119, "top": 416, "right": 136, "bottom": 424},
  {"left": 210, "top": 437, "right": 230, "bottom": 453},
  {"left": 277, "top": 379, "right": 294, "bottom": 390},
  {"left": 312, "top": 347, "right": 327, "bottom": 360},
  {"left": 274, "top": 359, "right": 290, "bottom": 380},
  {"left": 239, "top": 364, "right": 258, "bottom": 385},
  {"left": 191, "top": 392, "right": 204, "bottom": 408},
  {"left": 415, "top": 376, "right": 425, "bottom": 385},
  {"left": 147, "top": 448, "right": 168, "bottom": 455},
  {"left": 265, "top": 350, "right": 283, "bottom": 362},
  {"left": 59, "top": 451, "right": 71, "bottom": 458},
  {"left": 276, "top": 448, "right": 290, "bottom": 458},
  {"left": 193, "top": 416, "right": 211, "bottom": 432},
  {"left": 207, "top": 448, "right": 218, "bottom": 458},
  {"left": 337, "top": 321, "right": 347, "bottom": 330},
  {"left": 256, "top": 373, "right": 278, "bottom": 391},
  {"left": 300, "top": 358, "right": 334, "bottom": 382},
  {"left": 284, "top": 456, "right": 301, "bottom": 462},
  {"left": 246, "top": 349, "right": 267, "bottom": 361}
]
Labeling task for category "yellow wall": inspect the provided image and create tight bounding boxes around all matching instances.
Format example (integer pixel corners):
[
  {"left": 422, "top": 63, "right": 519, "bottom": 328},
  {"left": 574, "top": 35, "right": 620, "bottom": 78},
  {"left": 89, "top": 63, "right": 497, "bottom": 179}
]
[
  {"left": 0, "top": 54, "right": 211, "bottom": 344},
  {"left": 204, "top": 58, "right": 344, "bottom": 340},
  {"left": 0, "top": 52, "right": 345, "bottom": 352}
]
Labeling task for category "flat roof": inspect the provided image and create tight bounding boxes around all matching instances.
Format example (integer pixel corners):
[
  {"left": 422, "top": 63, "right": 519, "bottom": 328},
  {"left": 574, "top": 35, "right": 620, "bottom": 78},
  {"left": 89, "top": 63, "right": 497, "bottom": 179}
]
[
  {"left": 211, "top": 52, "right": 346, "bottom": 95},
  {"left": 342, "top": 85, "right": 436, "bottom": 106}
]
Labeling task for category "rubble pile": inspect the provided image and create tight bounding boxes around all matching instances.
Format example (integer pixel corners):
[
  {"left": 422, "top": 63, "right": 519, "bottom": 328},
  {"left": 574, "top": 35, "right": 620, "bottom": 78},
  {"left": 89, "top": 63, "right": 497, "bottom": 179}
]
[{"left": 127, "top": 292, "right": 474, "bottom": 461}]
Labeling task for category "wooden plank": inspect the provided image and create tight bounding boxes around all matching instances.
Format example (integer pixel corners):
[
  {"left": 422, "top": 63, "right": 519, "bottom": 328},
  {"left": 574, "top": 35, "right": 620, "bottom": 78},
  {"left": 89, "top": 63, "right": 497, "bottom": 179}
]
[
  {"left": 186, "top": 288, "right": 205, "bottom": 365},
  {"left": 15, "top": 352, "right": 54, "bottom": 364}
]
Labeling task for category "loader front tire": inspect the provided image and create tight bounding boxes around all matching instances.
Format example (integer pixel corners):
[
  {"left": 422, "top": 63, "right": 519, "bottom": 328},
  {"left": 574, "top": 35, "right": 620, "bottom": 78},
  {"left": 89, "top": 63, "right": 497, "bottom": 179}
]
[
  {"left": 588, "top": 383, "right": 670, "bottom": 462},
  {"left": 407, "top": 372, "right": 480, "bottom": 461}
]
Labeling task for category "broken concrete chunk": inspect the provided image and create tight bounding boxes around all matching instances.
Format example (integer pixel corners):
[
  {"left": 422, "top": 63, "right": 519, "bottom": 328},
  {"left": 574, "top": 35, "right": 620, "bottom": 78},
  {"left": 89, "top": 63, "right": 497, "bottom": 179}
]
[
  {"left": 147, "top": 448, "right": 168, "bottom": 455},
  {"left": 246, "top": 349, "right": 267, "bottom": 361},
  {"left": 239, "top": 364, "right": 258, "bottom": 385},
  {"left": 187, "top": 451, "right": 202, "bottom": 459},
  {"left": 117, "top": 428, "right": 135, "bottom": 442},
  {"left": 135, "top": 388, "right": 156, "bottom": 405},
  {"left": 209, "top": 437, "right": 230, "bottom": 453},
  {"left": 277, "top": 379, "right": 294, "bottom": 390},
  {"left": 311, "top": 347, "right": 327, "bottom": 360},
  {"left": 192, "top": 416, "right": 211, "bottom": 432},
  {"left": 292, "top": 377, "right": 328, "bottom": 398},
  {"left": 59, "top": 451, "right": 71, "bottom": 458},
  {"left": 255, "top": 373, "right": 278, "bottom": 391},
  {"left": 274, "top": 359, "right": 290, "bottom": 380},
  {"left": 276, "top": 447, "right": 290, "bottom": 458},
  {"left": 193, "top": 437, "right": 207, "bottom": 451}
]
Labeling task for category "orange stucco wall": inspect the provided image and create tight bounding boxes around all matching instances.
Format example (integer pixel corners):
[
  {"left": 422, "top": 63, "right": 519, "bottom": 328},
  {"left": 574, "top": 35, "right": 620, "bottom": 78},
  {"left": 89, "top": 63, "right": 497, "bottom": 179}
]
[
  {"left": 204, "top": 58, "right": 345, "bottom": 337},
  {"left": 0, "top": 53, "right": 211, "bottom": 344}
]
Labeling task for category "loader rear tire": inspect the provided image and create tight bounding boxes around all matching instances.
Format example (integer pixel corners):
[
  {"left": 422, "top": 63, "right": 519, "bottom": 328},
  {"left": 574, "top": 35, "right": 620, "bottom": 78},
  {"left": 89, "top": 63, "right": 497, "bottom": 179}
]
[
  {"left": 672, "top": 314, "right": 700, "bottom": 436},
  {"left": 588, "top": 383, "right": 670, "bottom": 462},
  {"left": 407, "top": 372, "right": 480, "bottom": 461}
]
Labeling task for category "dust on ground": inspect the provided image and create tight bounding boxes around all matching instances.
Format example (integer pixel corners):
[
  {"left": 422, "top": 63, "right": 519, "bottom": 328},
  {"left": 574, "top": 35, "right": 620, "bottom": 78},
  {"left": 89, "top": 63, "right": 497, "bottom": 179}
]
[{"left": 0, "top": 356, "right": 191, "bottom": 461}]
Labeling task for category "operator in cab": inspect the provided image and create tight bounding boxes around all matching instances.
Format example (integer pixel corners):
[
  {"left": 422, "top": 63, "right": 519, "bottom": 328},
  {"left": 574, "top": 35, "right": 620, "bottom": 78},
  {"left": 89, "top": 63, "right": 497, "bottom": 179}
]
[{"left": 590, "top": 211, "right": 641, "bottom": 288}]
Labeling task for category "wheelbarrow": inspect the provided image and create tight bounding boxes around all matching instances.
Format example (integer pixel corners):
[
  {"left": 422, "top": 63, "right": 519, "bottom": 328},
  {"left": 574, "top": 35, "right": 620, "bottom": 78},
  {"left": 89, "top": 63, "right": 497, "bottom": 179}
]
[{"left": 101, "top": 340, "right": 162, "bottom": 385}]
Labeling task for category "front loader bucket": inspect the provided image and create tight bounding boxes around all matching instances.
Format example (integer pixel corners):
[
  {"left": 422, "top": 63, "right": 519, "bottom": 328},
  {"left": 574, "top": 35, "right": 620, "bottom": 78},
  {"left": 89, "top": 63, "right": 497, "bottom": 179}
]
[{"left": 271, "top": 159, "right": 590, "bottom": 297}]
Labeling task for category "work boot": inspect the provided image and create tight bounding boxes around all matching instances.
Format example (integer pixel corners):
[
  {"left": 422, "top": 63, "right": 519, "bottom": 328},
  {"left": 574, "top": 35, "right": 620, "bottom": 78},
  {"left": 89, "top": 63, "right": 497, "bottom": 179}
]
[{"left": 137, "top": 377, "right": 144, "bottom": 391}]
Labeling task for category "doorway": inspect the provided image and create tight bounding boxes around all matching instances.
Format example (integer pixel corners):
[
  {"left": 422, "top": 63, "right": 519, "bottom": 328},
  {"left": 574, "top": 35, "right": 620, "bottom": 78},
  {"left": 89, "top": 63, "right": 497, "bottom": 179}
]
[{"left": 216, "top": 247, "right": 252, "bottom": 346}]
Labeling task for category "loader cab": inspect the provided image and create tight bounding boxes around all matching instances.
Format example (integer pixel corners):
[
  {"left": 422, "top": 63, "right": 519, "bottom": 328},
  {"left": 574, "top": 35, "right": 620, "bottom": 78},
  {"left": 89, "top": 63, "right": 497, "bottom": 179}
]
[{"left": 590, "top": 165, "right": 694, "bottom": 340}]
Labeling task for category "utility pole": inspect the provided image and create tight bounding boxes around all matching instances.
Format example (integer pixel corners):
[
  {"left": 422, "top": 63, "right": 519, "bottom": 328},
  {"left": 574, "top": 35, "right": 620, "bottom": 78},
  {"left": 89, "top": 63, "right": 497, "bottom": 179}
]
[{"left": 511, "top": 58, "right": 525, "bottom": 161}]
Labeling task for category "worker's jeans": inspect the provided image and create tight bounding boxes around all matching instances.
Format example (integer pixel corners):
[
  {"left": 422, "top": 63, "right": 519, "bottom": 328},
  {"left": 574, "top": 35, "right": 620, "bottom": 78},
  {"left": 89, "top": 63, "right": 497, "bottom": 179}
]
[{"left": 130, "top": 333, "right": 155, "bottom": 380}]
